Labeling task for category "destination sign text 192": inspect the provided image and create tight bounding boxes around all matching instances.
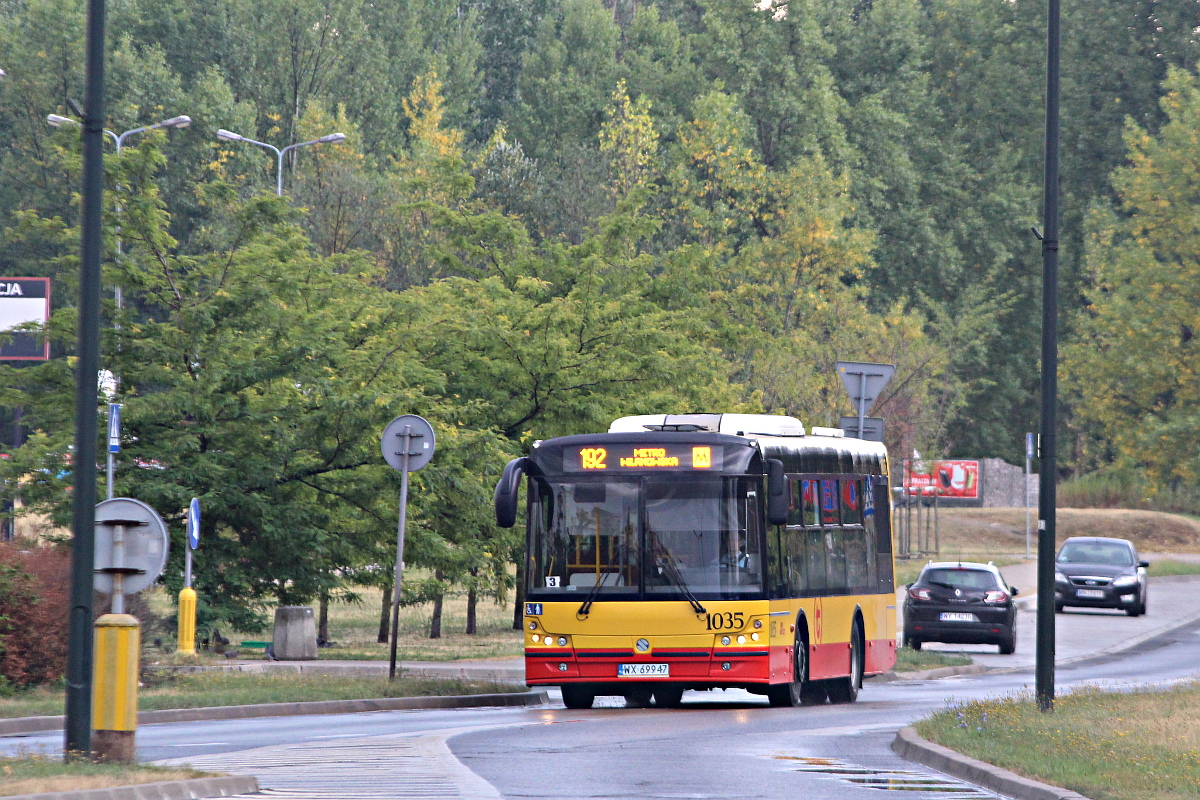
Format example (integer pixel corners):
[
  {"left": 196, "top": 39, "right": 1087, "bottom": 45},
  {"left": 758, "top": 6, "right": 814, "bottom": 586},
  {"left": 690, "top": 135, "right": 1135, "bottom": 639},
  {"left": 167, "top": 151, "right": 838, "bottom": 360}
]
[{"left": 567, "top": 444, "right": 721, "bottom": 472}]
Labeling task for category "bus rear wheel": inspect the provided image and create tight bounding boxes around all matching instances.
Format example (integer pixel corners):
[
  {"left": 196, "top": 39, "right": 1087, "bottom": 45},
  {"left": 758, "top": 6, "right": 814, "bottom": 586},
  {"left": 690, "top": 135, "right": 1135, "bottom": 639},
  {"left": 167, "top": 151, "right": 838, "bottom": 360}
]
[
  {"left": 767, "top": 632, "right": 810, "bottom": 707},
  {"left": 827, "top": 622, "right": 863, "bottom": 704},
  {"left": 561, "top": 685, "right": 595, "bottom": 709}
]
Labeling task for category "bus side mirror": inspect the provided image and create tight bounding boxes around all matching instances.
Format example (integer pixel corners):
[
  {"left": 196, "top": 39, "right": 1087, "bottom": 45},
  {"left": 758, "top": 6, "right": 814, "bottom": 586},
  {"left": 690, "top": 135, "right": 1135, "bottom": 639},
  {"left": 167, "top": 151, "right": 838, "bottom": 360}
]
[
  {"left": 494, "top": 457, "right": 530, "bottom": 528},
  {"left": 766, "top": 459, "right": 788, "bottom": 526}
]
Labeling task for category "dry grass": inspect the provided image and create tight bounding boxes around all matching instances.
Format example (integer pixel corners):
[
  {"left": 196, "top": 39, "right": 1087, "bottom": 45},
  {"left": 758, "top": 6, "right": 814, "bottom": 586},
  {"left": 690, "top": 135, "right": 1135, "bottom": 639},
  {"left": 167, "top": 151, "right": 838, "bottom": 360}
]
[
  {"left": 917, "top": 682, "right": 1200, "bottom": 800},
  {"left": 0, "top": 757, "right": 207, "bottom": 797},
  {"left": 928, "top": 507, "right": 1200, "bottom": 556}
]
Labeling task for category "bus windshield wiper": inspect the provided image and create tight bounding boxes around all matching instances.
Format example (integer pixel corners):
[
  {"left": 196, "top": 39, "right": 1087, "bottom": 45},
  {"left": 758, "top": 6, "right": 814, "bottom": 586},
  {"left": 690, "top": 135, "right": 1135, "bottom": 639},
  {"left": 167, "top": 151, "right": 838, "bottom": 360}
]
[
  {"left": 652, "top": 534, "right": 706, "bottom": 615},
  {"left": 577, "top": 570, "right": 615, "bottom": 617}
]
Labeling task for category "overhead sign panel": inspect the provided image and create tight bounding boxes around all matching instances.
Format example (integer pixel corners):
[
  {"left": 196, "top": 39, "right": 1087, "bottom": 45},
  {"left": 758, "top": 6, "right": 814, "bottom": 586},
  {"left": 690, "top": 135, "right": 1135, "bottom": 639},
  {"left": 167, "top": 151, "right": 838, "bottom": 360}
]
[
  {"left": 838, "top": 416, "right": 885, "bottom": 442},
  {"left": 0, "top": 277, "right": 50, "bottom": 361}
]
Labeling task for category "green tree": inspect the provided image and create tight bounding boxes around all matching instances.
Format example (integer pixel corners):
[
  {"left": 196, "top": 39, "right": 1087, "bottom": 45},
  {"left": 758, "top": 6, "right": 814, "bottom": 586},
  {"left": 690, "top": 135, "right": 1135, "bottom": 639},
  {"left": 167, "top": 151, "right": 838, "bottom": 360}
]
[{"left": 1066, "top": 66, "right": 1200, "bottom": 490}]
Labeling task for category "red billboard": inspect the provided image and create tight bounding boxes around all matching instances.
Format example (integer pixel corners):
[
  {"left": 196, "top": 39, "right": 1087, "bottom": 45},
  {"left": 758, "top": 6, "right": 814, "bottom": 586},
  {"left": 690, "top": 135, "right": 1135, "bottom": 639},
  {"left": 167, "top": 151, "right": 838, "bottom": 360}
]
[{"left": 905, "top": 460, "right": 979, "bottom": 499}]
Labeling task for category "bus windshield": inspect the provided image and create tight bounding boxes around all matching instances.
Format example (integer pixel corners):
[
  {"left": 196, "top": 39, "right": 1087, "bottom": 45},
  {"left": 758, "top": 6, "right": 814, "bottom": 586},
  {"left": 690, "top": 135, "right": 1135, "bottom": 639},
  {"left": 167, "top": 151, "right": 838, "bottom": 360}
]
[{"left": 527, "top": 476, "right": 764, "bottom": 599}]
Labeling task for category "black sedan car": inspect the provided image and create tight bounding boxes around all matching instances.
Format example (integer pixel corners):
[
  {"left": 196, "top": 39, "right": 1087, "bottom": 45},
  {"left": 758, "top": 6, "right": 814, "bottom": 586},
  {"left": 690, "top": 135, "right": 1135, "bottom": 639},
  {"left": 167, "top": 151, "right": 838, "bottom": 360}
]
[
  {"left": 1054, "top": 536, "right": 1148, "bottom": 616},
  {"left": 903, "top": 561, "right": 1018, "bottom": 654}
]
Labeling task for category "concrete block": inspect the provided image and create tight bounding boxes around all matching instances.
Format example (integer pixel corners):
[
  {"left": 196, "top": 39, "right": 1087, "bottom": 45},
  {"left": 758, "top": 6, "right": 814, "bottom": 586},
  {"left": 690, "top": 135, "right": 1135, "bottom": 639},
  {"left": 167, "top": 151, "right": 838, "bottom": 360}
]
[{"left": 272, "top": 606, "right": 317, "bottom": 660}]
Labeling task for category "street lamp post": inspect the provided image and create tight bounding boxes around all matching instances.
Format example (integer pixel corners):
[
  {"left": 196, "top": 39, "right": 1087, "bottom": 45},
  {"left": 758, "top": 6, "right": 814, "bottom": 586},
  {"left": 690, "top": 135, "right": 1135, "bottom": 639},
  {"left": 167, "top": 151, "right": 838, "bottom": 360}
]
[
  {"left": 46, "top": 113, "right": 191, "bottom": 500},
  {"left": 215, "top": 129, "right": 346, "bottom": 195},
  {"left": 47, "top": 113, "right": 191, "bottom": 312}
]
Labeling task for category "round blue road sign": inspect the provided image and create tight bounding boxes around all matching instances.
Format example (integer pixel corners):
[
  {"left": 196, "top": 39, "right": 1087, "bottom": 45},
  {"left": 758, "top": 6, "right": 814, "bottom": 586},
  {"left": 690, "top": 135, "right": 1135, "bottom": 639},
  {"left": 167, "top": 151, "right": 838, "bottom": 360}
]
[{"left": 188, "top": 497, "right": 201, "bottom": 550}]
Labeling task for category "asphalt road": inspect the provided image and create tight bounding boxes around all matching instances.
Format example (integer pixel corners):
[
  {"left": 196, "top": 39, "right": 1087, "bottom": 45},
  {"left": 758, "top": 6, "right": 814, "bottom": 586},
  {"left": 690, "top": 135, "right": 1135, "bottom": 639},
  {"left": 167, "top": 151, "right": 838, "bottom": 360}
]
[{"left": 4, "top": 576, "right": 1199, "bottom": 800}]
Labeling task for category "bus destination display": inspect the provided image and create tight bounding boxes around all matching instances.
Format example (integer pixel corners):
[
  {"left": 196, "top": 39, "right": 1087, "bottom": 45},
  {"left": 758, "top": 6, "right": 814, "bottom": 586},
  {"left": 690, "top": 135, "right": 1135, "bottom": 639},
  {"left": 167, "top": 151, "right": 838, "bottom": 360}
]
[{"left": 567, "top": 444, "right": 722, "bottom": 472}]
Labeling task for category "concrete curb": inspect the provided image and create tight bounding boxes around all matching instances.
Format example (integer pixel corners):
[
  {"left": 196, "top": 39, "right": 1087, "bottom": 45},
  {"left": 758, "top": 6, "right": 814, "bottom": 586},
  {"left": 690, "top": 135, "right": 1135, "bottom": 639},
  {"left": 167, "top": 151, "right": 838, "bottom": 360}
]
[
  {"left": 892, "top": 726, "right": 1092, "bottom": 800},
  {"left": 4, "top": 774, "right": 258, "bottom": 800},
  {"left": 0, "top": 690, "right": 548, "bottom": 737},
  {"left": 871, "top": 663, "right": 989, "bottom": 683}
]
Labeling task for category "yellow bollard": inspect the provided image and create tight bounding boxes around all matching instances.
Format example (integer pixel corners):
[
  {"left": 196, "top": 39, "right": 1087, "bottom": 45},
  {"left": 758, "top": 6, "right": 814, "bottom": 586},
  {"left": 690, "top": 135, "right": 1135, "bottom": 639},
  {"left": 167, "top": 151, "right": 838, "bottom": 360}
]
[
  {"left": 92, "top": 613, "right": 140, "bottom": 762},
  {"left": 177, "top": 587, "right": 197, "bottom": 655}
]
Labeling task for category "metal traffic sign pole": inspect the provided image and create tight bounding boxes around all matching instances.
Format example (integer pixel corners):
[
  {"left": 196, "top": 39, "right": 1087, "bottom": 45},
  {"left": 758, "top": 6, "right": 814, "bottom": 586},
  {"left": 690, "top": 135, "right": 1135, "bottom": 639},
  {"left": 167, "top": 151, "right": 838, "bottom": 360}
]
[
  {"left": 92, "top": 497, "right": 168, "bottom": 762},
  {"left": 381, "top": 415, "right": 436, "bottom": 680},
  {"left": 178, "top": 498, "right": 200, "bottom": 655},
  {"left": 834, "top": 361, "right": 895, "bottom": 441}
]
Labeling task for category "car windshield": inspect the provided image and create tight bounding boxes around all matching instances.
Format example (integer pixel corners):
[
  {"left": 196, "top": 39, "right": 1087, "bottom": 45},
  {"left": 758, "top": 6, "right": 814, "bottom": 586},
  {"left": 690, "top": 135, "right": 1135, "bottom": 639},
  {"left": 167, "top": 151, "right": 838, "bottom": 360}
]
[
  {"left": 921, "top": 568, "right": 1000, "bottom": 591},
  {"left": 1057, "top": 541, "right": 1134, "bottom": 566}
]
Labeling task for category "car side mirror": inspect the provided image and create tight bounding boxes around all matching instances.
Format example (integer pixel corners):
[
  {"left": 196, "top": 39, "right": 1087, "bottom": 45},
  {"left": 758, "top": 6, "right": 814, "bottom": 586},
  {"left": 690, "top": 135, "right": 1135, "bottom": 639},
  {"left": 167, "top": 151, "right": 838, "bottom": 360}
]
[
  {"left": 1138, "top": 560, "right": 1150, "bottom": 569},
  {"left": 905, "top": 582, "right": 913, "bottom": 589},
  {"left": 1010, "top": 586, "right": 1019, "bottom": 595}
]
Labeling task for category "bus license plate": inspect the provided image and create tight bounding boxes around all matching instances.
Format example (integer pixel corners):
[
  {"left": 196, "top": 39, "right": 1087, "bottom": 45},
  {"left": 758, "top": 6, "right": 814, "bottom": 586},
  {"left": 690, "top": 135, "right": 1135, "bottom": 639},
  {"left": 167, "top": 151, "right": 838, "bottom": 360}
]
[
  {"left": 1076, "top": 589, "right": 1105, "bottom": 598},
  {"left": 618, "top": 663, "right": 669, "bottom": 678},
  {"left": 939, "top": 612, "right": 978, "bottom": 622}
]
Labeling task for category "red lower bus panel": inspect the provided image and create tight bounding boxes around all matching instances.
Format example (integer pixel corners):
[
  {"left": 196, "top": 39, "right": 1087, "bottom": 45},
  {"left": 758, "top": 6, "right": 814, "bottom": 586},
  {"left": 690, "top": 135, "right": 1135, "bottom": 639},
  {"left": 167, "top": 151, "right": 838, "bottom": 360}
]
[{"left": 525, "top": 651, "right": 770, "bottom": 684}]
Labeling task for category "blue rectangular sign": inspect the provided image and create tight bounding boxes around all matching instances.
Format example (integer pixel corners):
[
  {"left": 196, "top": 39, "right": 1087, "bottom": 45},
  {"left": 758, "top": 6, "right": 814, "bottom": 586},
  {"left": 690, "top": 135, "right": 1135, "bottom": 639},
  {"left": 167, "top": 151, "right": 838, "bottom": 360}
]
[
  {"left": 524, "top": 603, "right": 543, "bottom": 617},
  {"left": 107, "top": 403, "right": 120, "bottom": 453}
]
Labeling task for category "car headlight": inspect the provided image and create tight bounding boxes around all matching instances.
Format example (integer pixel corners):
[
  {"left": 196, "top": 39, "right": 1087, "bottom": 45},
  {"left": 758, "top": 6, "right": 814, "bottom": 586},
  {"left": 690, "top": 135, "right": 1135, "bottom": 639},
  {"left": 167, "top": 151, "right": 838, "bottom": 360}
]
[
  {"left": 1112, "top": 574, "right": 1138, "bottom": 587},
  {"left": 1055, "top": 571, "right": 1068, "bottom": 584}
]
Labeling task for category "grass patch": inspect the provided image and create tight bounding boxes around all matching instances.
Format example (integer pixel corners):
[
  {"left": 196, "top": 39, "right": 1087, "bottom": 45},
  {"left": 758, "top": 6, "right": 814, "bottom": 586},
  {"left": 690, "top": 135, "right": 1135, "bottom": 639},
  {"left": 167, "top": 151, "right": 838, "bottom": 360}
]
[
  {"left": 0, "top": 673, "right": 522, "bottom": 720},
  {"left": 139, "top": 582, "right": 526, "bottom": 663},
  {"left": 894, "top": 647, "right": 972, "bottom": 672},
  {"left": 1147, "top": 559, "right": 1200, "bottom": 577},
  {"left": 916, "top": 682, "right": 1200, "bottom": 800},
  {"left": 0, "top": 756, "right": 208, "bottom": 797}
]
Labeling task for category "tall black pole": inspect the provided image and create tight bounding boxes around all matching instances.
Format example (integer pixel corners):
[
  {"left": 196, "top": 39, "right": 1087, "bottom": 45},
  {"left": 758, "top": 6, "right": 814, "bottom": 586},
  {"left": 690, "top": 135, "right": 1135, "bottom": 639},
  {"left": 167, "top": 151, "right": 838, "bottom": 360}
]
[
  {"left": 1035, "top": 0, "right": 1060, "bottom": 713},
  {"left": 65, "top": 0, "right": 108, "bottom": 756}
]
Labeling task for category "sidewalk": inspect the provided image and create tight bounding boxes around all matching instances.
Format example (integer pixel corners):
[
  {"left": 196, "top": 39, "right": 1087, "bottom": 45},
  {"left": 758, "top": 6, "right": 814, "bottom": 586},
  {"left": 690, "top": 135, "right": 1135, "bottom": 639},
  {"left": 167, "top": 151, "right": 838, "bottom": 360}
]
[{"left": 157, "top": 656, "right": 527, "bottom": 683}]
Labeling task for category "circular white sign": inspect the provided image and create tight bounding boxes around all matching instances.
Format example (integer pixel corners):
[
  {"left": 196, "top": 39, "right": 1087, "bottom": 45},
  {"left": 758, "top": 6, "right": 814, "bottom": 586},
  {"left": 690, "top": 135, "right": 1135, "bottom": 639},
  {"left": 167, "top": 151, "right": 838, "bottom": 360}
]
[
  {"left": 381, "top": 415, "right": 436, "bottom": 472},
  {"left": 93, "top": 497, "right": 170, "bottom": 595}
]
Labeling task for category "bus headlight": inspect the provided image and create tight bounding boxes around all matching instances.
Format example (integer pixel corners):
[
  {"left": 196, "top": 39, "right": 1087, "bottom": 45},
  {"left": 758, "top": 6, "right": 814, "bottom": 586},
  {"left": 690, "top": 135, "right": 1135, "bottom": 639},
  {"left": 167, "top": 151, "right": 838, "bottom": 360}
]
[
  {"left": 557, "top": 636, "right": 568, "bottom": 646},
  {"left": 721, "top": 636, "right": 731, "bottom": 646},
  {"left": 531, "top": 634, "right": 540, "bottom": 642}
]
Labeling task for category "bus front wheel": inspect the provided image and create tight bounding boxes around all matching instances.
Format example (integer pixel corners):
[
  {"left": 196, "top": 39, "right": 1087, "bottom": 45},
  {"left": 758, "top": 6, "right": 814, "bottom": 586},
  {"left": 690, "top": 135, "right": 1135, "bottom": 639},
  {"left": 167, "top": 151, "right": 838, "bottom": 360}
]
[
  {"left": 561, "top": 684, "right": 595, "bottom": 709},
  {"left": 767, "top": 631, "right": 810, "bottom": 707}
]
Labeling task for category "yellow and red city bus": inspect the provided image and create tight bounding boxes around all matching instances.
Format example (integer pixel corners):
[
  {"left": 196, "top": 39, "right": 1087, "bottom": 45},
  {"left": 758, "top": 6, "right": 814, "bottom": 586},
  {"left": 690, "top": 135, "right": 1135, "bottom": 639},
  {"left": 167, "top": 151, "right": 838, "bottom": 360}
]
[{"left": 494, "top": 413, "right": 897, "bottom": 709}]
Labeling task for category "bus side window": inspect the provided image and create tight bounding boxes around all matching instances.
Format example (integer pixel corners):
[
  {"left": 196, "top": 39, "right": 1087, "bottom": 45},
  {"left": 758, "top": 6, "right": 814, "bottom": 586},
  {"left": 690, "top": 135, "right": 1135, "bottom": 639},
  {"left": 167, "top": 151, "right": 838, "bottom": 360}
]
[
  {"left": 826, "top": 528, "right": 848, "bottom": 591},
  {"left": 788, "top": 479, "right": 803, "bottom": 526},
  {"left": 872, "top": 479, "right": 895, "bottom": 592},
  {"left": 786, "top": 527, "right": 806, "bottom": 594},
  {"left": 845, "top": 527, "right": 870, "bottom": 591},
  {"left": 767, "top": 527, "right": 787, "bottom": 597},
  {"left": 805, "top": 527, "right": 827, "bottom": 592},
  {"left": 840, "top": 479, "right": 862, "bottom": 525},
  {"left": 820, "top": 479, "right": 839, "bottom": 525},
  {"left": 801, "top": 479, "right": 818, "bottom": 526}
]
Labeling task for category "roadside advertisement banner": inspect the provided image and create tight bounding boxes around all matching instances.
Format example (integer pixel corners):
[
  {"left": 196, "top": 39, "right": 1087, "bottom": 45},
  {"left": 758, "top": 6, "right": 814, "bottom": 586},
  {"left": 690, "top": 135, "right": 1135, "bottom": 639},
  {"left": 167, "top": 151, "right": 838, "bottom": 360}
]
[
  {"left": 905, "top": 459, "right": 979, "bottom": 499},
  {"left": 0, "top": 277, "right": 50, "bottom": 361}
]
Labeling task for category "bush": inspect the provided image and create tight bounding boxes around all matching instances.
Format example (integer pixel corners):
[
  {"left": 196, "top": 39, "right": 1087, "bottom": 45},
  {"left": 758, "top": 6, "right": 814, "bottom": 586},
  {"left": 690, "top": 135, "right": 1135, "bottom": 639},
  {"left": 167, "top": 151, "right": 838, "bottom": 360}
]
[
  {"left": 1060, "top": 469, "right": 1200, "bottom": 515},
  {"left": 0, "top": 543, "right": 70, "bottom": 687}
]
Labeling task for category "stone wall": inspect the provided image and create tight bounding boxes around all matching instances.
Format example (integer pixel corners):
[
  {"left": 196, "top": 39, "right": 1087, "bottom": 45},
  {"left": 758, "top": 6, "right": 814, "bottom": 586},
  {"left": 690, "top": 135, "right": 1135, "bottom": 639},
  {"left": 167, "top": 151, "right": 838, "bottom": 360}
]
[{"left": 980, "top": 458, "right": 1039, "bottom": 508}]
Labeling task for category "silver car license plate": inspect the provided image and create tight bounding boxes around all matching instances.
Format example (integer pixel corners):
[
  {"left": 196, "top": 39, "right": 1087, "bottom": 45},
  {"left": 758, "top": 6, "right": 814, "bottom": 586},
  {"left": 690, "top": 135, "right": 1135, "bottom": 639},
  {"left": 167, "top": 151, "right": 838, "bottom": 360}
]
[
  {"left": 1076, "top": 588, "right": 1105, "bottom": 598},
  {"left": 939, "top": 612, "right": 978, "bottom": 622},
  {"left": 617, "top": 663, "right": 669, "bottom": 677}
]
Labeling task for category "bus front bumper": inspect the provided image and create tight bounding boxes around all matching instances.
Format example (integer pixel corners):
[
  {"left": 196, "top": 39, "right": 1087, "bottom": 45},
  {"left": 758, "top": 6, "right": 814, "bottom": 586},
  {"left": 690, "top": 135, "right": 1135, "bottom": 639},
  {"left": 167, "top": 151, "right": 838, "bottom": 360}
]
[{"left": 524, "top": 648, "right": 770, "bottom": 684}]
